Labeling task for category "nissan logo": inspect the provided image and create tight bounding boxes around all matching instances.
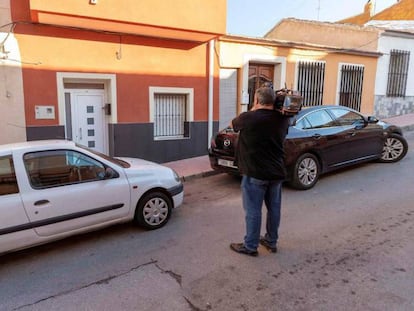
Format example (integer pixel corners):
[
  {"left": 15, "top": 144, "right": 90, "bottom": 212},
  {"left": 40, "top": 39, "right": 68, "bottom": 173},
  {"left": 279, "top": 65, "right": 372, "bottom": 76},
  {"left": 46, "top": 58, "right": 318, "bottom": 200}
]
[{"left": 223, "top": 139, "right": 231, "bottom": 147}]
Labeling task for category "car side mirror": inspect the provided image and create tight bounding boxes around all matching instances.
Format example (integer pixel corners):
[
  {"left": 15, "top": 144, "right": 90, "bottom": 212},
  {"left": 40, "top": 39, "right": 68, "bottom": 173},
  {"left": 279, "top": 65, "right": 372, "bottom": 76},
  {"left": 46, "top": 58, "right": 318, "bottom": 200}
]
[
  {"left": 367, "top": 116, "right": 379, "bottom": 123},
  {"left": 105, "top": 167, "right": 119, "bottom": 179},
  {"left": 98, "top": 167, "right": 119, "bottom": 180}
]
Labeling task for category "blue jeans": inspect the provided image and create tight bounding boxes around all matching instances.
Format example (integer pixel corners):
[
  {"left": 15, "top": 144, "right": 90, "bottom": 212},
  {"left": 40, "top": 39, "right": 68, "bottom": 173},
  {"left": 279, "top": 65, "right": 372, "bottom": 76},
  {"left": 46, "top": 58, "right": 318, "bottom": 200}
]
[{"left": 241, "top": 175, "right": 282, "bottom": 251}]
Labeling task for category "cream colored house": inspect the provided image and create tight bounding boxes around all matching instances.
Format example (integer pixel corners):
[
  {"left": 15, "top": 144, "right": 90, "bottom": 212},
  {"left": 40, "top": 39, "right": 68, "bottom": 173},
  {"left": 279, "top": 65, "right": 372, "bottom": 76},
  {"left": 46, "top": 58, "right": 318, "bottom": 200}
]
[
  {"left": 264, "top": 16, "right": 414, "bottom": 118},
  {"left": 217, "top": 31, "right": 381, "bottom": 129}
]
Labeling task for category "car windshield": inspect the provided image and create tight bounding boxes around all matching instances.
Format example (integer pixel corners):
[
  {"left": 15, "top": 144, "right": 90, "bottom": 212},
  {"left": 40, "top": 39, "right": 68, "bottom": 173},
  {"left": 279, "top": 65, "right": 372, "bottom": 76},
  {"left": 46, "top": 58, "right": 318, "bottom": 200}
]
[{"left": 75, "top": 144, "right": 131, "bottom": 168}]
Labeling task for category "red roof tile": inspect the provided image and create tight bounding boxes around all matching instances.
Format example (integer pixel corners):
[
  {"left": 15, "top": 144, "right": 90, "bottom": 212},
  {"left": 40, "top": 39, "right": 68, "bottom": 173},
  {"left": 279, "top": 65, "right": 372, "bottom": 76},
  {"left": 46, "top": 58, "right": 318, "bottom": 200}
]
[{"left": 337, "top": 0, "right": 414, "bottom": 25}]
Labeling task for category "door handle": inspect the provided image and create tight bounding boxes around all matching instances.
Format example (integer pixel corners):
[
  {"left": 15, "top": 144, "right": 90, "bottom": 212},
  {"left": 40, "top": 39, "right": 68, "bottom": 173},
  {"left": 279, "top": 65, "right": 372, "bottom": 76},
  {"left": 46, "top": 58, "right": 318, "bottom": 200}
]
[
  {"left": 34, "top": 199, "right": 50, "bottom": 206},
  {"left": 348, "top": 131, "right": 357, "bottom": 137},
  {"left": 79, "top": 127, "right": 82, "bottom": 140},
  {"left": 312, "top": 134, "right": 322, "bottom": 140}
]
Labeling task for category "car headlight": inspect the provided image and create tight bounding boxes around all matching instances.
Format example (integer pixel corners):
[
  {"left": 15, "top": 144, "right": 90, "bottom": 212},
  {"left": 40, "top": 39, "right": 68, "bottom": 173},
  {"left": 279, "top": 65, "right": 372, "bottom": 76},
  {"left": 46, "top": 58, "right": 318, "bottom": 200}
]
[{"left": 172, "top": 169, "right": 181, "bottom": 182}]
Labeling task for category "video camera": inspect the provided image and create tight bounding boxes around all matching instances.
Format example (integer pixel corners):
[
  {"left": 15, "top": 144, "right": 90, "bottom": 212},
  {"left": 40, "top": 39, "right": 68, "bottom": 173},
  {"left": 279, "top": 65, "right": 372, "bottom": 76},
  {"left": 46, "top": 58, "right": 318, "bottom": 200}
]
[{"left": 274, "top": 88, "right": 303, "bottom": 116}]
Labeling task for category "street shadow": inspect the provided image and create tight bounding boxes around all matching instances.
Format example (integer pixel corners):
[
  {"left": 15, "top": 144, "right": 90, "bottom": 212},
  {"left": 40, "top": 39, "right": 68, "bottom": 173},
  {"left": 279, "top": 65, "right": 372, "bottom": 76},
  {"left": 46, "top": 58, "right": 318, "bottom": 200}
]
[{"left": 0, "top": 222, "right": 142, "bottom": 266}]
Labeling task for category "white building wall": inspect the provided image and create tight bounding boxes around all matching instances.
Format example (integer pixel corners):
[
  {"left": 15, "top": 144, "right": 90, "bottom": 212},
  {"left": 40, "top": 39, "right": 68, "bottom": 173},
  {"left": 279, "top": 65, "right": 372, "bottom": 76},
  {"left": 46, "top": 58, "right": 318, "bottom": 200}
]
[
  {"left": 0, "top": 1, "right": 26, "bottom": 144},
  {"left": 374, "top": 33, "right": 414, "bottom": 117}
]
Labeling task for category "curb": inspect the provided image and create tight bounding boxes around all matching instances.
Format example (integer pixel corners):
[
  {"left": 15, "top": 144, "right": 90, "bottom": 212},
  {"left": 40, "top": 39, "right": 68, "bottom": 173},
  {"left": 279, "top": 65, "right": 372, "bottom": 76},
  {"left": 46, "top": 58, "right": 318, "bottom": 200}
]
[
  {"left": 180, "top": 170, "right": 220, "bottom": 182},
  {"left": 176, "top": 125, "right": 414, "bottom": 182},
  {"left": 402, "top": 125, "right": 414, "bottom": 133}
]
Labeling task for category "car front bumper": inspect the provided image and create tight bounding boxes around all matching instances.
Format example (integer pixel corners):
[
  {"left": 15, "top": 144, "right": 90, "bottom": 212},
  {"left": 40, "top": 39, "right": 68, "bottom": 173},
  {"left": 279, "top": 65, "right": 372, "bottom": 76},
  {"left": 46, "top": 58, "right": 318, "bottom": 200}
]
[{"left": 169, "top": 183, "right": 184, "bottom": 208}]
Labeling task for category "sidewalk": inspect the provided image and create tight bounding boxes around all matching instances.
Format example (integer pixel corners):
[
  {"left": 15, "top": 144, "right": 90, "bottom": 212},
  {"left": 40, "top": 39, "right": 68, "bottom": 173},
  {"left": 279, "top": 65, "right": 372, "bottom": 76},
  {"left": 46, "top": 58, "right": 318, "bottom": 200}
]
[
  {"left": 164, "top": 112, "right": 414, "bottom": 181},
  {"left": 162, "top": 154, "right": 214, "bottom": 181},
  {"left": 383, "top": 113, "right": 414, "bottom": 132}
]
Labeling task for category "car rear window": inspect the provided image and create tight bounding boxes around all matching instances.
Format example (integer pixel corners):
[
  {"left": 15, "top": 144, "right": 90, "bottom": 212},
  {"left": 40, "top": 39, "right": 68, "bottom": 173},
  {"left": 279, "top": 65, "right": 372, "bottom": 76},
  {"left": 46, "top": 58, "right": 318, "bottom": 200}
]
[{"left": 0, "top": 156, "right": 19, "bottom": 196}]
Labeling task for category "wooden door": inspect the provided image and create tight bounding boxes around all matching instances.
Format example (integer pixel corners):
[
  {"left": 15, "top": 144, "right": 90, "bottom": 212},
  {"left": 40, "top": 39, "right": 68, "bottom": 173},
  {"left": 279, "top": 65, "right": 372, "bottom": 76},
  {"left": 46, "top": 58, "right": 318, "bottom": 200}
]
[{"left": 248, "top": 64, "right": 274, "bottom": 109}]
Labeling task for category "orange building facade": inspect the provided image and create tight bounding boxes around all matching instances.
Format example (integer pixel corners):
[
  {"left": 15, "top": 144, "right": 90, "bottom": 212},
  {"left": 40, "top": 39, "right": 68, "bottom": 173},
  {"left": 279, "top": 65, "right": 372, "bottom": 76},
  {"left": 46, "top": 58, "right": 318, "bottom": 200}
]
[{"left": 4, "top": 0, "right": 225, "bottom": 162}]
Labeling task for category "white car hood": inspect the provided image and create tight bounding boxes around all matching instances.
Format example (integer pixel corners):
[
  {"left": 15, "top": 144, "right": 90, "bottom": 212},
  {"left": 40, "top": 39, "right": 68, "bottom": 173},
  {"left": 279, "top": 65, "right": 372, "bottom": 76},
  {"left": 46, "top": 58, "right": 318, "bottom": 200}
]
[
  {"left": 116, "top": 157, "right": 173, "bottom": 178},
  {"left": 117, "top": 157, "right": 158, "bottom": 168}
]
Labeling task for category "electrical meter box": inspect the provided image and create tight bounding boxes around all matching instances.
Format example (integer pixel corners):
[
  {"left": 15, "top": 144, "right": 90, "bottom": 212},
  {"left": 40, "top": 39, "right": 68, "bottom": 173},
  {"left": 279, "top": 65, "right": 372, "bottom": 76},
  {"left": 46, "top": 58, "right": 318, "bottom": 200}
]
[{"left": 35, "top": 106, "right": 55, "bottom": 120}]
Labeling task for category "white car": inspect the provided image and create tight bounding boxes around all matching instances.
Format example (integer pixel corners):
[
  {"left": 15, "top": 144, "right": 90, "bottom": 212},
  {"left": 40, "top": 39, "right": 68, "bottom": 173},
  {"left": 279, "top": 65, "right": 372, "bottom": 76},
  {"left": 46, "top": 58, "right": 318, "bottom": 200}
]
[{"left": 0, "top": 140, "right": 184, "bottom": 255}]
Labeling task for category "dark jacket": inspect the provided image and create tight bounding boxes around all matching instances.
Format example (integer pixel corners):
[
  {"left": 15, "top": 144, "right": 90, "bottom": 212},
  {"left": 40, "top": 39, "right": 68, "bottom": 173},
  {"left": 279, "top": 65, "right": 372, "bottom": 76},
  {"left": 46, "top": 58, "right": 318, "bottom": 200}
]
[{"left": 232, "top": 109, "right": 290, "bottom": 180}]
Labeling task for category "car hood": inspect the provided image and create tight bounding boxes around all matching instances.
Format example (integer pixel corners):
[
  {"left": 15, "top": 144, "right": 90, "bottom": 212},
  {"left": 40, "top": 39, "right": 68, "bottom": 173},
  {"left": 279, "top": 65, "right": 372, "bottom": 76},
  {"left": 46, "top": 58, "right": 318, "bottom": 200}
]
[
  {"left": 116, "top": 157, "right": 172, "bottom": 177},
  {"left": 377, "top": 120, "right": 389, "bottom": 128},
  {"left": 376, "top": 120, "right": 402, "bottom": 133},
  {"left": 117, "top": 157, "right": 158, "bottom": 167}
]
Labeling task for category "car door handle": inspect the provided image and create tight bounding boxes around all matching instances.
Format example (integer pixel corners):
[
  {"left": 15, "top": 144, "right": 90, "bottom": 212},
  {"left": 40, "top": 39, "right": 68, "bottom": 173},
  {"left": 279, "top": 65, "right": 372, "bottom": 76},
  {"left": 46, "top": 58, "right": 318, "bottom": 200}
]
[
  {"left": 34, "top": 199, "right": 50, "bottom": 206},
  {"left": 312, "top": 134, "right": 322, "bottom": 140},
  {"left": 347, "top": 131, "right": 357, "bottom": 137}
]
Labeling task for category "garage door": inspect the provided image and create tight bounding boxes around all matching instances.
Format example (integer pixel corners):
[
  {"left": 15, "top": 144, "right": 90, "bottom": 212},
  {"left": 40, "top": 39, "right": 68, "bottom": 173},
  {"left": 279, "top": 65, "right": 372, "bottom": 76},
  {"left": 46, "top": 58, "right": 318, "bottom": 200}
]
[{"left": 219, "top": 69, "right": 238, "bottom": 130}]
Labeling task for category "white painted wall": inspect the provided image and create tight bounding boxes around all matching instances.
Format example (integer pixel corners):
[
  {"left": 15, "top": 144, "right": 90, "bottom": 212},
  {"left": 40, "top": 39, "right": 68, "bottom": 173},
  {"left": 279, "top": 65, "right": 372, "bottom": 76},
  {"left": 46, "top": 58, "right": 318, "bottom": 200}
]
[
  {"left": 376, "top": 34, "right": 414, "bottom": 96},
  {"left": 0, "top": 1, "right": 27, "bottom": 143}
]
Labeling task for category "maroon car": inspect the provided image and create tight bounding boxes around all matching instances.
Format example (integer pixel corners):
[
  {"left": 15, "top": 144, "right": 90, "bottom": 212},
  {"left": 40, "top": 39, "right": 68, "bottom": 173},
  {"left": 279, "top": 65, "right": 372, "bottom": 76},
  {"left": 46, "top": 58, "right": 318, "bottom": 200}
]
[{"left": 209, "top": 105, "right": 408, "bottom": 190}]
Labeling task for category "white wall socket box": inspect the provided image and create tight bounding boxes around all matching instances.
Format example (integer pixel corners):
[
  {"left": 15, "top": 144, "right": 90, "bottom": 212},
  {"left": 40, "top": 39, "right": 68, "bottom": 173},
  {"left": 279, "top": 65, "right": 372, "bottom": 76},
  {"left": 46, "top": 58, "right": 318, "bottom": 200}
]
[{"left": 35, "top": 106, "right": 55, "bottom": 120}]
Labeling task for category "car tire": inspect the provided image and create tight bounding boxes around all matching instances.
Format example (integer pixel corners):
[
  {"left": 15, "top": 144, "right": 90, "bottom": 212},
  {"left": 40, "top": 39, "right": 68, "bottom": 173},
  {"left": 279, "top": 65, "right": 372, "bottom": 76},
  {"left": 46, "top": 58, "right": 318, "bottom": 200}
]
[
  {"left": 290, "top": 153, "right": 320, "bottom": 190},
  {"left": 379, "top": 133, "right": 408, "bottom": 163},
  {"left": 134, "top": 191, "right": 172, "bottom": 230}
]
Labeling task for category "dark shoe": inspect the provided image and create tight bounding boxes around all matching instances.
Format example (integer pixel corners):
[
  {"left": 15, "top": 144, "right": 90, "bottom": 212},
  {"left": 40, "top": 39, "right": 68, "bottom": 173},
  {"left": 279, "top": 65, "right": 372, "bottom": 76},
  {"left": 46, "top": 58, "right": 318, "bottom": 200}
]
[
  {"left": 230, "top": 243, "right": 258, "bottom": 257},
  {"left": 259, "top": 237, "right": 277, "bottom": 253}
]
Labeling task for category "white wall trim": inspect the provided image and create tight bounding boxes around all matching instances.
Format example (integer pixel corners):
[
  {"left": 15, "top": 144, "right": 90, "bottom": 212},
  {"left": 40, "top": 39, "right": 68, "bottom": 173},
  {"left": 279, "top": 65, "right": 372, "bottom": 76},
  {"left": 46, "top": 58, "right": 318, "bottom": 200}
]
[
  {"left": 56, "top": 72, "right": 117, "bottom": 125},
  {"left": 241, "top": 54, "right": 286, "bottom": 112}
]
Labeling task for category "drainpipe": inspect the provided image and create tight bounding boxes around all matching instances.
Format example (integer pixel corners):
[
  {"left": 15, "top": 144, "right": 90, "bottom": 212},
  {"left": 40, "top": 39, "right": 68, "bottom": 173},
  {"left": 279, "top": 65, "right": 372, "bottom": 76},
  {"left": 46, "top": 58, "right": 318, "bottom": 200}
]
[{"left": 207, "top": 39, "right": 215, "bottom": 149}]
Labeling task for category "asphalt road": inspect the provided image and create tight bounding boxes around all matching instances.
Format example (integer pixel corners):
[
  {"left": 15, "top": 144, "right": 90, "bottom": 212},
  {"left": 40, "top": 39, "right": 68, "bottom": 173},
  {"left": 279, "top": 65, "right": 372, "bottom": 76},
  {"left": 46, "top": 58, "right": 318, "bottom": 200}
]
[{"left": 1, "top": 131, "right": 414, "bottom": 311}]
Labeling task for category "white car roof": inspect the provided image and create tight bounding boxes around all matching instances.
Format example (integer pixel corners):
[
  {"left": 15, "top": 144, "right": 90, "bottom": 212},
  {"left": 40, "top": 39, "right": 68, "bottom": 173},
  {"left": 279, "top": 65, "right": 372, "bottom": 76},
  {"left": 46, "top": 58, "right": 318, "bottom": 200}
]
[{"left": 0, "top": 140, "right": 76, "bottom": 153}]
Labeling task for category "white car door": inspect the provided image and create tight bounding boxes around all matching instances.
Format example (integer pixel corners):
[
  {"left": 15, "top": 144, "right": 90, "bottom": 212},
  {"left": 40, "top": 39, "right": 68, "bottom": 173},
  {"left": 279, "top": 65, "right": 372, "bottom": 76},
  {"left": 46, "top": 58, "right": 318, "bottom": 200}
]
[
  {"left": 0, "top": 154, "right": 38, "bottom": 253},
  {"left": 17, "top": 148, "right": 131, "bottom": 237}
]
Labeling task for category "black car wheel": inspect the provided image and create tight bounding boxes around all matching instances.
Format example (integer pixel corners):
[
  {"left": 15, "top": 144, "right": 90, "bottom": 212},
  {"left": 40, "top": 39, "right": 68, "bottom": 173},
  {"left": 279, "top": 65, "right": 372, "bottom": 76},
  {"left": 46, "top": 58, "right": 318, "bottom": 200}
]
[
  {"left": 379, "top": 133, "right": 408, "bottom": 163},
  {"left": 134, "top": 191, "right": 172, "bottom": 230},
  {"left": 290, "top": 153, "right": 320, "bottom": 190}
]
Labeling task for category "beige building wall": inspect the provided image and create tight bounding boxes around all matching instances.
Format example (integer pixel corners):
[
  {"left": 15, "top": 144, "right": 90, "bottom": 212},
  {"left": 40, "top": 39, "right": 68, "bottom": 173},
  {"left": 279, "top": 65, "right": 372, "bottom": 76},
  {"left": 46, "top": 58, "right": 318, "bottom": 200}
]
[
  {"left": 265, "top": 19, "right": 380, "bottom": 115},
  {"left": 265, "top": 19, "right": 379, "bottom": 53},
  {"left": 219, "top": 39, "right": 289, "bottom": 114},
  {"left": 219, "top": 36, "right": 378, "bottom": 115},
  {"left": 0, "top": 0, "right": 26, "bottom": 144}
]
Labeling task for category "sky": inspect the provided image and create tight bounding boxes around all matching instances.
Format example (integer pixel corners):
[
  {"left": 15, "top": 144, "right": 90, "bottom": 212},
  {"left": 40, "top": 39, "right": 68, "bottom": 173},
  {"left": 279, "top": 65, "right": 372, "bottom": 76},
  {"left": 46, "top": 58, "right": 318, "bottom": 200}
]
[{"left": 227, "top": 0, "right": 398, "bottom": 37}]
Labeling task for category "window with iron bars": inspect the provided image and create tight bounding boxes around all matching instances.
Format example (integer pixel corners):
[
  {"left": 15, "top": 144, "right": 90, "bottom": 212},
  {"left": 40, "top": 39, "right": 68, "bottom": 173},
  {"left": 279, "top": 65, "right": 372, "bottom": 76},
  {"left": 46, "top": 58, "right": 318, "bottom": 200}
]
[
  {"left": 154, "top": 93, "right": 189, "bottom": 139},
  {"left": 387, "top": 49, "right": 410, "bottom": 97},
  {"left": 339, "top": 64, "right": 364, "bottom": 112},
  {"left": 297, "top": 60, "right": 325, "bottom": 106}
]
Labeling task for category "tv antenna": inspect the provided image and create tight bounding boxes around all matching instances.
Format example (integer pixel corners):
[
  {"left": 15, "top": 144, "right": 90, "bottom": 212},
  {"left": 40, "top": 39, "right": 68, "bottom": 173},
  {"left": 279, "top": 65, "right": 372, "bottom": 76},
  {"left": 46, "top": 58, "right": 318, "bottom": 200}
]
[{"left": 317, "top": 0, "right": 321, "bottom": 20}]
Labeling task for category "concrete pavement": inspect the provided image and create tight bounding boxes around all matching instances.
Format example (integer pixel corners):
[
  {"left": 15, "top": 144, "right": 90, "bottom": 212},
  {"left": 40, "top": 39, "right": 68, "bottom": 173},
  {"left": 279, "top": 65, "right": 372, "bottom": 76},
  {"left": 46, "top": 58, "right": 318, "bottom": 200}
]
[{"left": 163, "top": 112, "right": 414, "bottom": 180}]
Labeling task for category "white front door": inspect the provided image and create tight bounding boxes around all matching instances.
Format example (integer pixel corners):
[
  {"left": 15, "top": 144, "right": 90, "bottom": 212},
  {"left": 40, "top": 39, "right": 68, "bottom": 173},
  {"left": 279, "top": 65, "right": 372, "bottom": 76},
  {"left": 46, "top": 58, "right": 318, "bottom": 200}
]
[{"left": 71, "top": 90, "right": 106, "bottom": 153}]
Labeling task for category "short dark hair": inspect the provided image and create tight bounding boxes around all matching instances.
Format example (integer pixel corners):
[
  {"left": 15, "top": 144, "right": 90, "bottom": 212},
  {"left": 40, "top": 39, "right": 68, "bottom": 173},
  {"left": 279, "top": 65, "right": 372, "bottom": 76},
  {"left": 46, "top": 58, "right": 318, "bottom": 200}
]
[{"left": 255, "top": 87, "right": 275, "bottom": 106}]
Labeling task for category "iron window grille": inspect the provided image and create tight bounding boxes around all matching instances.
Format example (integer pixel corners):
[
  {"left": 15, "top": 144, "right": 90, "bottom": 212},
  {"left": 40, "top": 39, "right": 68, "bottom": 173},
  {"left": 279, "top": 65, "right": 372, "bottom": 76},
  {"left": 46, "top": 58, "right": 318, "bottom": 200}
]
[
  {"left": 339, "top": 64, "right": 364, "bottom": 112},
  {"left": 297, "top": 61, "right": 325, "bottom": 106},
  {"left": 387, "top": 49, "right": 410, "bottom": 97},
  {"left": 154, "top": 93, "right": 188, "bottom": 139}
]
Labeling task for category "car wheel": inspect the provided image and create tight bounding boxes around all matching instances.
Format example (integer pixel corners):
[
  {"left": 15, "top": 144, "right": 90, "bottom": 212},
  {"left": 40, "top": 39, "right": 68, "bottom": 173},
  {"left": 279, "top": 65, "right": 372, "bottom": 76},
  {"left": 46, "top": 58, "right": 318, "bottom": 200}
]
[
  {"left": 134, "top": 191, "right": 172, "bottom": 230},
  {"left": 379, "top": 133, "right": 408, "bottom": 163},
  {"left": 290, "top": 153, "right": 320, "bottom": 190}
]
